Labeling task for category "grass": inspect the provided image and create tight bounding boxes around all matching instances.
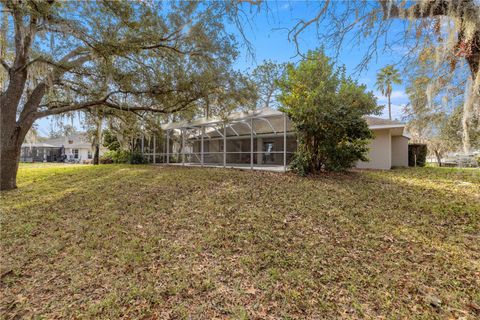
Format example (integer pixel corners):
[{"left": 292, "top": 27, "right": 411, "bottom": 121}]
[{"left": 1, "top": 164, "right": 479, "bottom": 319}]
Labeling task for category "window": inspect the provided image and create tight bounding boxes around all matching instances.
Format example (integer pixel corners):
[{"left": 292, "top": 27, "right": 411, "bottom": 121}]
[
  {"left": 264, "top": 142, "right": 274, "bottom": 153},
  {"left": 87, "top": 150, "right": 92, "bottom": 159},
  {"left": 263, "top": 142, "right": 275, "bottom": 163},
  {"left": 73, "top": 149, "right": 79, "bottom": 159}
]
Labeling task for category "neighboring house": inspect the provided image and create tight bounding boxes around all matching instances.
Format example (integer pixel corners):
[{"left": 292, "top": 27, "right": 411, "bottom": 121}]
[
  {"left": 143, "top": 108, "right": 409, "bottom": 170},
  {"left": 20, "top": 133, "right": 106, "bottom": 163},
  {"left": 19, "top": 142, "right": 63, "bottom": 163}
]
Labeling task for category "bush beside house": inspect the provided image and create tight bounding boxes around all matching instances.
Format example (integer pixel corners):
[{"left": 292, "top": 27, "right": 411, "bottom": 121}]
[
  {"left": 100, "top": 150, "right": 147, "bottom": 164},
  {"left": 278, "top": 49, "right": 381, "bottom": 175}
]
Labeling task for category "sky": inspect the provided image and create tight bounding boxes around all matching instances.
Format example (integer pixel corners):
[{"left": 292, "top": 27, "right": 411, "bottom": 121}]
[
  {"left": 36, "top": 1, "right": 410, "bottom": 136},
  {"left": 229, "top": 1, "right": 409, "bottom": 116}
]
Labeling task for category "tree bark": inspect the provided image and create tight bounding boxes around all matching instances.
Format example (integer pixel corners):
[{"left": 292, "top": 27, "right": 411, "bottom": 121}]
[
  {"left": 388, "top": 93, "right": 392, "bottom": 120},
  {"left": 434, "top": 150, "right": 442, "bottom": 167},
  {"left": 1, "top": 70, "right": 29, "bottom": 190},
  {"left": 0, "top": 138, "right": 22, "bottom": 191},
  {"left": 93, "top": 144, "right": 100, "bottom": 165},
  {"left": 0, "top": 114, "right": 30, "bottom": 190}
]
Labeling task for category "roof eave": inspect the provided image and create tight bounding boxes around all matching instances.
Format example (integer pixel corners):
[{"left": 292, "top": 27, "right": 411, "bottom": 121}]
[{"left": 369, "top": 124, "right": 405, "bottom": 130}]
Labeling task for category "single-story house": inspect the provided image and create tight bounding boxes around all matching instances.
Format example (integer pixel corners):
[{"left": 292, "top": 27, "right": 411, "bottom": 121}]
[
  {"left": 142, "top": 108, "right": 409, "bottom": 171},
  {"left": 19, "top": 142, "right": 63, "bottom": 162},
  {"left": 20, "top": 133, "right": 106, "bottom": 163}
]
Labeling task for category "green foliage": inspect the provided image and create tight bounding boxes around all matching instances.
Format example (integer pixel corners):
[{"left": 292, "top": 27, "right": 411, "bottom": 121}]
[
  {"left": 375, "top": 65, "right": 402, "bottom": 96},
  {"left": 375, "top": 65, "right": 402, "bottom": 120},
  {"left": 100, "top": 150, "right": 147, "bottom": 164},
  {"left": 102, "top": 129, "right": 121, "bottom": 151},
  {"left": 128, "top": 151, "right": 147, "bottom": 165},
  {"left": 288, "top": 150, "right": 314, "bottom": 177},
  {"left": 278, "top": 49, "right": 380, "bottom": 174},
  {"left": 100, "top": 150, "right": 129, "bottom": 164},
  {"left": 408, "top": 144, "right": 428, "bottom": 167},
  {"left": 441, "top": 105, "right": 480, "bottom": 150}
]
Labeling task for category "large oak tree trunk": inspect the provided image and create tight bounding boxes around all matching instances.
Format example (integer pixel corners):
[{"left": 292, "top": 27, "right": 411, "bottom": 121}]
[
  {"left": 93, "top": 144, "right": 100, "bottom": 165},
  {"left": 1, "top": 65, "right": 30, "bottom": 190},
  {"left": 0, "top": 118, "right": 28, "bottom": 191},
  {"left": 0, "top": 139, "right": 22, "bottom": 191},
  {"left": 1, "top": 66, "right": 37, "bottom": 190}
]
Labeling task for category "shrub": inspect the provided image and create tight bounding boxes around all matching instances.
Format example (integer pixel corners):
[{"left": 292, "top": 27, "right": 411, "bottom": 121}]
[
  {"left": 278, "top": 49, "right": 380, "bottom": 174},
  {"left": 100, "top": 150, "right": 130, "bottom": 164},
  {"left": 100, "top": 150, "right": 148, "bottom": 165},
  {"left": 408, "top": 144, "right": 427, "bottom": 167},
  {"left": 289, "top": 150, "right": 313, "bottom": 177},
  {"left": 99, "top": 155, "right": 113, "bottom": 164},
  {"left": 128, "top": 151, "right": 147, "bottom": 164}
]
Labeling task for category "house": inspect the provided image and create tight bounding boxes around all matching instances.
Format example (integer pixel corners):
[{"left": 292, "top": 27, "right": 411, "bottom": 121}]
[
  {"left": 19, "top": 142, "right": 63, "bottom": 163},
  {"left": 20, "top": 133, "right": 106, "bottom": 163},
  {"left": 141, "top": 108, "right": 409, "bottom": 171}
]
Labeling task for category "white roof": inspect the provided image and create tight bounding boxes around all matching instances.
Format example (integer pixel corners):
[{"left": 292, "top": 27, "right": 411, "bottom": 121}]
[
  {"left": 21, "top": 142, "right": 57, "bottom": 148},
  {"left": 161, "top": 108, "right": 284, "bottom": 130},
  {"left": 161, "top": 108, "right": 406, "bottom": 138},
  {"left": 21, "top": 133, "right": 92, "bottom": 149}
]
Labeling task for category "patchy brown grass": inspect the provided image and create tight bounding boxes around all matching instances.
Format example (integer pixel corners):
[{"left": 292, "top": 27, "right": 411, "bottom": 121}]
[{"left": 1, "top": 164, "right": 479, "bottom": 319}]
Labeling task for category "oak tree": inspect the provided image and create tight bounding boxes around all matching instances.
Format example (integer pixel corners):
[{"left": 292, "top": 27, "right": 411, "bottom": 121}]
[{"left": 0, "top": 0, "right": 242, "bottom": 190}]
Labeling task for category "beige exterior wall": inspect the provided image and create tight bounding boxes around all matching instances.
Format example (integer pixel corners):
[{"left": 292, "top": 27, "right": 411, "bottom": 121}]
[
  {"left": 356, "top": 129, "right": 392, "bottom": 170},
  {"left": 391, "top": 136, "right": 409, "bottom": 167}
]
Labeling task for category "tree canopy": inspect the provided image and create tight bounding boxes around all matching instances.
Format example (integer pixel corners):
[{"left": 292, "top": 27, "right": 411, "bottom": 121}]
[
  {"left": 375, "top": 65, "right": 402, "bottom": 120},
  {"left": 260, "top": 0, "right": 480, "bottom": 153},
  {"left": 251, "top": 60, "right": 286, "bottom": 109},
  {"left": 0, "top": 0, "right": 249, "bottom": 190},
  {"left": 278, "top": 49, "right": 380, "bottom": 174}
]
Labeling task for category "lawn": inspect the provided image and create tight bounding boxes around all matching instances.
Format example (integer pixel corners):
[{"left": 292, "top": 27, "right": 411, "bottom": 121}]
[{"left": 1, "top": 164, "right": 479, "bottom": 319}]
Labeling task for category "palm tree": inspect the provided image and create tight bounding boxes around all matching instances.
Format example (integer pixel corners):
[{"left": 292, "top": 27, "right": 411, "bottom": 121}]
[{"left": 375, "top": 65, "right": 402, "bottom": 120}]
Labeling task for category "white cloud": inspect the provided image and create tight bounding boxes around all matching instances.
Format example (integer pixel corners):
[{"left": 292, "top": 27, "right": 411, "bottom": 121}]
[
  {"left": 390, "top": 90, "right": 408, "bottom": 100},
  {"left": 279, "top": 2, "right": 290, "bottom": 10},
  {"left": 378, "top": 103, "right": 408, "bottom": 121}
]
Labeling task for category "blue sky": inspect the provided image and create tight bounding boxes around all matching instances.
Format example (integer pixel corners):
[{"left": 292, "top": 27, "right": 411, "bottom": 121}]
[
  {"left": 36, "top": 1, "right": 409, "bottom": 136},
  {"left": 230, "top": 1, "right": 409, "bottom": 115}
]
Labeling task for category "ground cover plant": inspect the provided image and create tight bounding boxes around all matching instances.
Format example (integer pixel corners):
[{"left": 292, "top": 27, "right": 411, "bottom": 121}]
[{"left": 1, "top": 164, "right": 479, "bottom": 319}]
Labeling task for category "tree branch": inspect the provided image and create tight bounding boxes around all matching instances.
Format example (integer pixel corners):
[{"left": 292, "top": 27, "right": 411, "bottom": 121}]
[
  {"left": 36, "top": 89, "right": 203, "bottom": 120},
  {"left": 0, "top": 58, "right": 10, "bottom": 71},
  {"left": 37, "top": 99, "right": 108, "bottom": 117},
  {"left": 288, "top": 0, "right": 330, "bottom": 56}
]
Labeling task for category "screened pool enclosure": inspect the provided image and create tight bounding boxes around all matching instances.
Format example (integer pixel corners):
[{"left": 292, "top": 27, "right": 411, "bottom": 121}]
[{"left": 140, "top": 108, "right": 297, "bottom": 172}]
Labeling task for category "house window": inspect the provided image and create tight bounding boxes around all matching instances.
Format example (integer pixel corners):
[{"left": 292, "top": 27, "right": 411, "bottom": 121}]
[
  {"left": 88, "top": 150, "right": 92, "bottom": 159},
  {"left": 73, "top": 149, "right": 79, "bottom": 159},
  {"left": 263, "top": 142, "right": 275, "bottom": 163}
]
